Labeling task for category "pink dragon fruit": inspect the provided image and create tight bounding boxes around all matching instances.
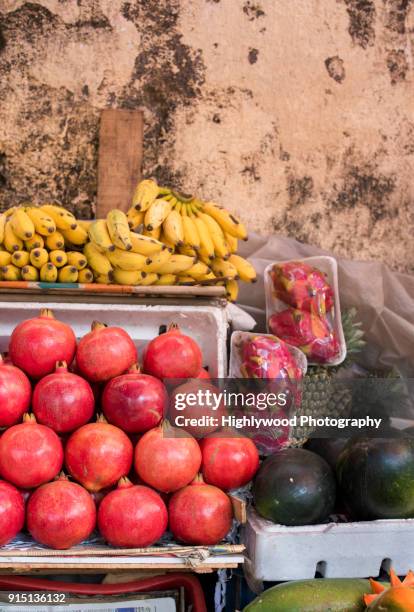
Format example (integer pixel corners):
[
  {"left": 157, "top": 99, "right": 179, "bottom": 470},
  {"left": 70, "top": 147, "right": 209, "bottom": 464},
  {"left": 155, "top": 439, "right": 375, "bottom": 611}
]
[
  {"left": 241, "top": 335, "right": 302, "bottom": 380},
  {"left": 271, "top": 261, "right": 334, "bottom": 315},
  {"left": 269, "top": 308, "right": 340, "bottom": 363}
]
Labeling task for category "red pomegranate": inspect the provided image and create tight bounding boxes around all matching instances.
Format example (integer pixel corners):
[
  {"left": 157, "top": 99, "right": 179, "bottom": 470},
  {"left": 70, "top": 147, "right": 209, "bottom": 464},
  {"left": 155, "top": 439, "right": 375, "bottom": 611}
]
[
  {"left": 76, "top": 321, "right": 137, "bottom": 382},
  {"left": 134, "top": 421, "right": 202, "bottom": 493},
  {"left": 65, "top": 416, "right": 133, "bottom": 491},
  {"left": 102, "top": 365, "right": 167, "bottom": 433},
  {"left": 98, "top": 478, "right": 168, "bottom": 547},
  {"left": 196, "top": 368, "right": 211, "bottom": 379},
  {"left": 143, "top": 323, "right": 202, "bottom": 379},
  {"left": 0, "top": 354, "right": 31, "bottom": 427},
  {"left": 9, "top": 309, "right": 76, "bottom": 379},
  {"left": 33, "top": 361, "right": 95, "bottom": 433},
  {"left": 27, "top": 474, "right": 96, "bottom": 549},
  {"left": 200, "top": 432, "right": 259, "bottom": 490},
  {"left": 169, "top": 380, "right": 226, "bottom": 438},
  {"left": 169, "top": 475, "right": 233, "bottom": 545},
  {"left": 0, "top": 414, "right": 63, "bottom": 488},
  {"left": 0, "top": 480, "right": 25, "bottom": 545}
]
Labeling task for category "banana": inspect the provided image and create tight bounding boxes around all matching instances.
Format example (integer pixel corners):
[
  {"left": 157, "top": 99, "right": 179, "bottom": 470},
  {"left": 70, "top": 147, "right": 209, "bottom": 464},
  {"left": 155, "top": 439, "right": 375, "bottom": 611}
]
[
  {"left": 193, "top": 215, "right": 215, "bottom": 260},
  {"left": 25, "top": 233, "right": 44, "bottom": 251},
  {"left": 107, "top": 210, "right": 132, "bottom": 251},
  {"left": 30, "top": 248, "right": 49, "bottom": 269},
  {"left": 77, "top": 220, "right": 93, "bottom": 231},
  {"left": 211, "top": 257, "right": 239, "bottom": 280},
  {"left": 127, "top": 207, "right": 145, "bottom": 230},
  {"left": 3, "top": 220, "right": 23, "bottom": 252},
  {"left": 155, "top": 254, "right": 196, "bottom": 275},
  {"left": 198, "top": 212, "right": 229, "bottom": 259},
  {"left": 49, "top": 250, "right": 68, "bottom": 268},
  {"left": 143, "top": 226, "right": 161, "bottom": 240},
  {"left": 142, "top": 249, "right": 172, "bottom": 273},
  {"left": 94, "top": 272, "right": 113, "bottom": 284},
  {"left": 225, "top": 232, "right": 238, "bottom": 254},
  {"left": 155, "top": 273, "right": 177, "bottom": 285},
  {"left": 1, "top": 264, "right": 21, "bottom": 281},
  {"left": 178, "top": 244, "right": 197, "bottom": 258},
  {"left": 202, "top": 202, "right": 247, "bottom": 240},
  {"left": 40, "top": 262, "right": 58, "bottom": 282},
  {"left": 144, "top": 199, "right": 172, "bottom": 231},
  {"left": 40, "top": 204, "right": 77, "bottom": 230},
  {"left": 61, "top": 224, "right": 88, "bottom": 246},
  {"left": 84, "top": 242, "right": 113, "bottom": 276},
  {"left": 132, "top": 179, "right": 159, "bottom": 211},
  {"left": 26, "top": 208, "right": 56, "bottom": 235},
  {"left": 228, "top": 254, "right": 257, "bottom": 282},
  {"left": 88, "top": 219, "right": 115, "bottom": 252},
  {"left": 177, "top": 275, "right": 196, "bottom": 285},
  {"left": 67, "top": 251, "right": 87, "bottom": 270},
  {"left": 160, "top": 231, "right": 176, "bottom": 252},
  {"left": 21, "top": 265, "right": 39, "bottom": 281},
  {"left": 182, "top": 215, "right": 200, "bottom": 250},
  {"left": 130, "top": 232, "right": 165, "bottom": 256},
  {"left": 225, "top": 279, "right": 239, "bottom": 302},
  {"left": 113, "top": 269, "right": 147, "bottom": 286},
  {"left": 58, "top": 265, "right": 78, "bottom": 283},
  {"left": 46, "top": 231, "right": 65, "bottom": 251},
  {"left": 78, "top": 268, "right": 94, "bottom": 283},
  {"left": 185, "top": 261, "right": 212, "bottom": 280},
  {"left": 4, "top": 207, "right": 18, "bottom": 219},
  {"left": 139, "top": 272, "right": 159, "bottom": 286},
  {"left": 162, "top": 210, "right": 184, "bottom": 246},
  {"left": 0, "top": 251, "right": 11, "bottom": 266},
  {"left": 10, "top": 209, "right": 35, "bottom": 240},
  {"left": 11, "top": 251, "right": 30, "bottom": 268},
  {"left": 107, "top": 248, "right": 147, "bottom": 271},
  {"left": 0, "top": 213, "right": 6, "bottom": 244}
]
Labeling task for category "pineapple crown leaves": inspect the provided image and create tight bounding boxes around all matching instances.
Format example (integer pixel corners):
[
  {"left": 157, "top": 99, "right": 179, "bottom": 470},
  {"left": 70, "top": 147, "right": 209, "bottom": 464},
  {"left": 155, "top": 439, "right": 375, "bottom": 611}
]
[{"left": 341, "top": 307, "right": 366, "bottom": 356}]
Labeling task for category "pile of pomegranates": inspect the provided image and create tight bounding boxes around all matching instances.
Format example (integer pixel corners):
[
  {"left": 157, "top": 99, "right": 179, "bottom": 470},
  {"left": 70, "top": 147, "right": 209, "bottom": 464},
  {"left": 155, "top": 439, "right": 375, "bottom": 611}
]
[{"left": 0, "top": 310, "right": 260, "bottom": 550}]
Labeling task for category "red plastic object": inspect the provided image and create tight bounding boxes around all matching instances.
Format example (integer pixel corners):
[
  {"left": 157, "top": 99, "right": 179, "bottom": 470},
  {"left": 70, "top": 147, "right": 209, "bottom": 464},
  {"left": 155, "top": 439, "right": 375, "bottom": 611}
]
[{"left": 0, "top": 573, "right": 207, "bottom": 612}]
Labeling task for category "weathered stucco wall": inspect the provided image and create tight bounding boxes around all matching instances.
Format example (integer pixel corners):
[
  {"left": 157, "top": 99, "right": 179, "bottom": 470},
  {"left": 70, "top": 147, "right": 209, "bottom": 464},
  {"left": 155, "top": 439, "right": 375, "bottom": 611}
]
[{"left": 0, "top": 1, "right": 413, "bottom": 271}]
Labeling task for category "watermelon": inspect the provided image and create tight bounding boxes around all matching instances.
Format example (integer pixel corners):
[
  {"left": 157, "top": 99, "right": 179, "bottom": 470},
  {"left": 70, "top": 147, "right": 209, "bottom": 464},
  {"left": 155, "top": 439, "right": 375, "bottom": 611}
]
[
  {"left": 305, "top": 438, "right": 349, "bottom": 470},
  {"left": 337, "top": 437, "right": 414, "bottom": 520},
  {"left": 253, "top": 448, "right": 336, "bottom": 526}
]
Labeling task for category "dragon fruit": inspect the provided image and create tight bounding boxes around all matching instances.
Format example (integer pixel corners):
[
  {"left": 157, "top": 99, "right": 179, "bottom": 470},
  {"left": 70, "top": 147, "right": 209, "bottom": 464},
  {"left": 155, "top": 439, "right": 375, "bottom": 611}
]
[
  {"left": 241, "top": 335, "right": 302, "bottom": 380},
  {"left": 271, "top": 261, "right": 334, "bottom": 315},
  {"left": 269, "top": 308, "right": 339, "bottom": 363}
]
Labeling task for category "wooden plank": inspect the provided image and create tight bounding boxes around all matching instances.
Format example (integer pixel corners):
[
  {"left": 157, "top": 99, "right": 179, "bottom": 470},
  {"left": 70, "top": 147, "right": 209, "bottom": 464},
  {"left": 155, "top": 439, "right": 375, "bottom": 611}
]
[{"left": 97, "top": 109, "right": 143, "bottom": 217}]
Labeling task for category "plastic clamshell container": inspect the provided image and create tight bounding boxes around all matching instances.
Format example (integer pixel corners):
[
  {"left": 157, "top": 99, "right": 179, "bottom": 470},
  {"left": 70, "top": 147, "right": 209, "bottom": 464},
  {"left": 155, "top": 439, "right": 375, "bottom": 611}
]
[
  {"left": 244, "top": 508, "right": 414, "bottom": 581},
  {"left": 264, "top": 255, "right": 346, "bottom": 366},
  {"left": 229, "top": 330, "right": 307, "bottom": 378}
]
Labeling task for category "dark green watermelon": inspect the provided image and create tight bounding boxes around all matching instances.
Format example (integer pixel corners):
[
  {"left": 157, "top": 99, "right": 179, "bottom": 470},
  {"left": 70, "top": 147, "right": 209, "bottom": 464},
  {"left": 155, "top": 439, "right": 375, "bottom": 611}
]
[
  {"left": 305, "top": 438, "right": 350, "bottom": 470},
  {"left": 337, "top": 437, "right": 414, "bottom": 520},
  {"left": 253, "top": 448, "right": 336, "bottom": 526}
]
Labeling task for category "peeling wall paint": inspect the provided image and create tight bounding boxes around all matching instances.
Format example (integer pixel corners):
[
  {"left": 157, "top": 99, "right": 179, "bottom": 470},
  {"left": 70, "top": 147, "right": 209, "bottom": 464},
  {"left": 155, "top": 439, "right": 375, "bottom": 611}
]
[{"left": 0, "top": 0, "right": 413, "bottom": 272}]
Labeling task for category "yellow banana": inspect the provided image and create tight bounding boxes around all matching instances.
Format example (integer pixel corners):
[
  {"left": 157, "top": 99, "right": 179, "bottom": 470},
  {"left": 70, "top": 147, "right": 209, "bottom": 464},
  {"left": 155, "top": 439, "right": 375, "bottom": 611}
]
[
  {"left": 21, "top": 265, "right": 39, "bottom": 281},
  {"left": 77, "top": 220, "right": 93, "bottom": 231},
  {"left": 142, "top": 249, "right": 172, "bottom": 273},
  {"left": 3, "top": 220, "right": 23, "bottom": 252},
  {"left": 130, "top": 232, "right": 165, "bottom": 256},
  {"left": 132, "top": 179, "right": 159, "bottom": 211},
  {"left": 202, "top": 202, "right": 247, "bottom": 240},
  {"left": 40, "top": 204, "right": 77, "bottom": 230},
  {"left": 67, "top": 251, "right": 87, "bottom": 270},
  {"left": 25, "top": 233, "right": 44, "bottom": 251},
  {"left": 88, "top": 219, "right": 115, "bottom": 252},
  {"left": 155, "top": 254, "right": 196, "bottom": 275},
  {"left": 1, "top": 264, "right": 21, "bottom": 281},
  {"left": 127, "top": 207, "right": 145, "bottom": 230},
  {"left": 10, "top": 209, "right": 35, "bottom": 240},
  {"left": 162, "top": 210, "right": 184, "bottom": 246},
  {"left": 107, "top": 248, "right": 147, "bottom": 271},
  {"left": 178, "top": 244, "right": 197, "bottom": 257},
  {"left": 78, "top": 268, "right": 94, "bottom": 283},
  {"left": 4, "top": 206, "right": 19, "bottom": 219},
  {"left": 198, "top": 213, "right": 229, "bottom": 259},
  {"left": 211, "top": 257, "right": 239, "bottom": 280},
  {"left": 144, "top": 199, "right": 172, "bottom": 231},
  {"left": 46, "top": 231, "right": 65, "bottom": 251},
  {"left": 0, "top": 251, "right": 12, "bottom": 266},
  {"left": 84, "top": 242, "right": 113, "bottom": 276},
  {"left": 11, "top": 251, "right": 30, "bottom": 268},
  {"left": 30, "top": 248, "right": 49, "bottom": 269},
  {"left": 94, "top": 272, "right": 113, "bottom": 284},
  {"left": 143, "top": 226, "right": 161, "bottom": 240},
  {"left": 61, "top": 224, "right": 88, "bottom": 246},
  {"left": 113, "top": 269, "right": 147, "bottom": 286},
  {"left": 177, "top": 275, "right": 196, "bottom": 285},
  {"left": 107, "top": 210, "right": 132, "bottom": 251},
  {"left": 228, "top": 254, "right": 257, "bottom": 282},
  {"left": 58, "top": 265, "right": 78, "bottom": 283},
  {"left": 40, "top": 262, "right": 58, "bottom": 282},
  {"left": 225, "top": 279, "right": 239, "bottom": 302},
  {"left": 26, "top": 208, "right": 56, "bottom": 235},
  {"left": 185, "top": 261, "right": 212, "bottom": 280},
  {"left": 160, "top": 231, "right": 176, "bottom": 252},
  {"left": 49, "top": 250, "right": 68, "bottom": 268},
  {"left": 0, "top": 213, "right": 6, "bottom": 244},
  {"left": 182, "top": 215, "right": 200, "bottom": 250},
  {"left": 155, "top": 273, "right": 176, "bottom": 285},
  {"left": 225, "top": 232, "right": 238, "bottom": 254},
  {"left": 139, "top": 272, "right": 159, "bottom": 286},
  {"left": 193, "top": 215, "right": 215, "bottom": 260}
]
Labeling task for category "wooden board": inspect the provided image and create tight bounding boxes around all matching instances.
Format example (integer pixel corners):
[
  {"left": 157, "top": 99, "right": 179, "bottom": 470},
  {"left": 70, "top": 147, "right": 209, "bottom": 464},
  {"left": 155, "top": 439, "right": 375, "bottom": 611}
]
[{"left": 97, "top": 109, "right": 143, "bottom": 217}]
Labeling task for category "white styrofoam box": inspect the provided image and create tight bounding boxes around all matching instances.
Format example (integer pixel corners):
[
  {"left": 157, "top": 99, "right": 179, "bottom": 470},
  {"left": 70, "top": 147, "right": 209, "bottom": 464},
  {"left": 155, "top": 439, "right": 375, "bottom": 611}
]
[
  {"left": 244, "top": 508, "right": 414, "bottom": 581},
  {"left": 264, "top": 256, "right": 346, "bottom": 366},
  {"left": 0, "top": 300, "right": 228, "bottom": 377}
]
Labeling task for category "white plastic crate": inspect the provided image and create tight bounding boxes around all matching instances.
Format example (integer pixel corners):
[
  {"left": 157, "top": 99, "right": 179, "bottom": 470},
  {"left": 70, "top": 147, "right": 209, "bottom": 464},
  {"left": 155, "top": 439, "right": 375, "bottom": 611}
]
[{"left": 244, "top": 508, "right": 414, "bottom": 581}]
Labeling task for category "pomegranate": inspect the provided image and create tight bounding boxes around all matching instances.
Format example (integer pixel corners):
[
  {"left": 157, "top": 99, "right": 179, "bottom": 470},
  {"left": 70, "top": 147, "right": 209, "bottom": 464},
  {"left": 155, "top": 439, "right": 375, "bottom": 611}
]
[
  {"left": 76, "top": 321, "right": 137, "bottom": 382},
  {"left": 143, "top": 323, "right": 202, "bottom": 379},
  {"left": 9, "top": 309, "right": 76, "bottom": 379},
  {"left": 169, "top": 380, "right": 225, "bottom": 438},
  {"left": 134, "top": 421, "right": 202, "bottom": 493},
  {"left": 27, "top": 474, "right": 96, "bottom": 549},
  {"left": 0, "top": 354, "right": 31, "bottom": 427},
  {"left": 197, "top": 368, "right": 211, "bottom": 379},
  {"left": 65, "top": 416, "right": 133, "bottom": 491},
  {"left": 33, "top": 361, "right": 95, "bottom": 433},
  {"left": 169, "top": 475, "right": 233, "bottom": 545},
  {"left": 0, "top": 414, "right": 63, "bottom": 488},
  {"left": 102, "top": 365, "right": 167, "bottom": 433},
  {"left": 98, "top": 478, "right": 167, "bottom": 547},
  {"left": 200, "top": 432, "right": 259, "bottom": 490},
  {"left": 0, "top": 480, "right": 25, "bottom": 545}
]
